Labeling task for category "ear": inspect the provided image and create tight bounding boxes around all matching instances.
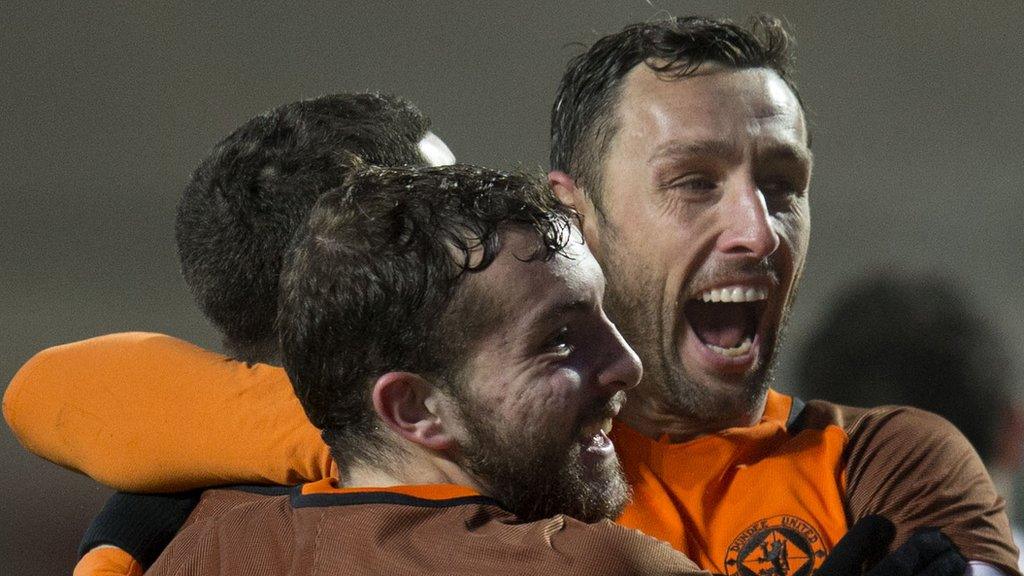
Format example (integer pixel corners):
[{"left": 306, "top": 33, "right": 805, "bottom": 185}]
[
  {"left": 372, "top": 372, "right": 456, "bottom": 452},
  {"left": 548, "top": 170, "right": 602, "bottom": 256},
  {"left": 548, "top": 170, "right": 582, "bottom": 209}
]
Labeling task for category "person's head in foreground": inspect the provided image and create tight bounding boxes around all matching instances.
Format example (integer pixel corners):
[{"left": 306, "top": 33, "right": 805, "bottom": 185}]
[
  {"left": 549, "top": 15, "right": 812, "bottom": 436},
  {"left": 278, "top": 163, "right": 643, "bottom": 522},
  {"left": 175, "top": 92, "right": 455, "bottom": 364}
]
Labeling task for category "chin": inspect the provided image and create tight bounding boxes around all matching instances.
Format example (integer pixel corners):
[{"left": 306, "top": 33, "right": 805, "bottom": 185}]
[{"left": 662, "top": 344, "right": 773, "bottom": 424}]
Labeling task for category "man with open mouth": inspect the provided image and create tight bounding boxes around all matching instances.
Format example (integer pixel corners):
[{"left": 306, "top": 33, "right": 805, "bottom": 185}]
[
  {"left": 5, "top": 13, "right": 1018, "bottom": 576},
  {"left": 548, "top": 14, "right": 1017, "bottom": 576}
]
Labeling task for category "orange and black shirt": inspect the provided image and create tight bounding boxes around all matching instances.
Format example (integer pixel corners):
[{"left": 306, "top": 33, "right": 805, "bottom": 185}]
[
  {"left": 145, "top": 479, "right": 703, "bottom": 576},
  {"left": 4, "top": 333, "right": 1020, "bottom": 576},
  {"left": 612, "top": 392, "right": 1018, "bottom": 576}
]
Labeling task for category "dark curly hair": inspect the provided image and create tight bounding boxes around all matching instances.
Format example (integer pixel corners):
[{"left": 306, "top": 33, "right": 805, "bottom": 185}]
[
  {"left": 550, "top": 15, "right": 800, "bottom": 206},
  {"left": 175, "top": 93, "right": 433, "bottom": 364},
  {"left": 278, "top": 163, "right": 578, "bottom": 468}
]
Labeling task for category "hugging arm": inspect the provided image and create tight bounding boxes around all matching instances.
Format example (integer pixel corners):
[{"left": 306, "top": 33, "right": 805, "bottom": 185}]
[{"left": 4, "top": 332, "right": 334, "bottom": 492}]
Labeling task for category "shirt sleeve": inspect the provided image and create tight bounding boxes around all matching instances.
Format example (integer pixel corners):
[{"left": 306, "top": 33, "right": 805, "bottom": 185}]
[
  {"left": 3, "top": 332, "right": 335, "bottom": 492},
  {"left": 844, "top": 405, "right": 1021, "bottom": 576},
  {"left": 79, "top": 491, "right": 202, "bottom": 569},
  {"left": 73, "top": 546, "right": 143, "bottom": 576}
]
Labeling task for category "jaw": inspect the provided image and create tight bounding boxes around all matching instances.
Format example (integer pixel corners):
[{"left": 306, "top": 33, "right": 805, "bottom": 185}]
[{"left": 619, "top": 338, "right": 772, "bottom": 440}]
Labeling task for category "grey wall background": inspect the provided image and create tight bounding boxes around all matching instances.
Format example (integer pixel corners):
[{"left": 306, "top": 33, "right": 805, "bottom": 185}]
[{"left": 3, "top": 1, "right": 1022, "bottom": 573}]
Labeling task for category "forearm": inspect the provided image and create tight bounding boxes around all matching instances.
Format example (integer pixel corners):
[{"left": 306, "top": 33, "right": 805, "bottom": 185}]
[{"left": 4, "top": 332, "right": 333, "bottom": 491}]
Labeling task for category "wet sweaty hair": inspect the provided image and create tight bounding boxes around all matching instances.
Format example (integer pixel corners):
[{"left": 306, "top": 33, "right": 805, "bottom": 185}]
[
  {"left": 797, "top": 272, "right": 1011, "bottom": 461},
  {"left": 175, "top": 93, "right": 432, "bottom": 364},
  {"left": 550, "top": 15, "right": 800, "bottom": 207},
  {"left": 278, "top": 163, "right": 578, "bottom": 469}
]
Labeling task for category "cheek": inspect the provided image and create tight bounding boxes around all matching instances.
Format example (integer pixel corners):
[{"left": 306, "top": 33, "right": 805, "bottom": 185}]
[
  {"left": 774, "top": 202, "right": 810, "bottom": 269},
  {"left": 603, "top": 197, "right": 683, "bottom": 277},
  {"left": 614, "top": 208, "right": 707, "bottom": 307},
  {"left": 501, "top": 369, "right": 582, "bottom": 429}
]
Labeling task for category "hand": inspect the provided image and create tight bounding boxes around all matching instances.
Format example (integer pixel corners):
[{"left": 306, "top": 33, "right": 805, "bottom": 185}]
[
  {"left": 865, "top": 528, "right": 966, "bottom": 576},
  {"left": 816, "top": 516, "right": 895, "bottom": 576},
  {"left": 817, "top": 516, "right": 966, "bottom": 576}
]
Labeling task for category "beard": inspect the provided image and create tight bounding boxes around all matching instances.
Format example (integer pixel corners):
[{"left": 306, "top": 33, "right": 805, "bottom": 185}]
[
  {"left": 453, "top": 390, "right": 630, "bottom": 523},
  {"left": 599, "top": 230, "right": 795, "bottom": 430}
]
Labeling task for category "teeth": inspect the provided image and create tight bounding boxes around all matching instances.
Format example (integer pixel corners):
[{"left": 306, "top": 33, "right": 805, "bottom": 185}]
[
  {"left": 581, "top": 418, "right": 614, "bottom": 440},
  {"left": 706, "top": 337, "right": 753, "bottom": 357},
  {"left": 697, "top": 286, "right": 768, "bottom": 303}
]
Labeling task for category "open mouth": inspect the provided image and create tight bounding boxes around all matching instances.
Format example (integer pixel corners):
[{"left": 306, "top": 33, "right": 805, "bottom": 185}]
[
  {"left": 578, "top": 418, "right": 615, "bottom": 455},
  {"left": 683, "top": 285, "right": 768, "bottom": 359},
  {"left": 576, "top": 391, "right": 624, "bottom": 458}
]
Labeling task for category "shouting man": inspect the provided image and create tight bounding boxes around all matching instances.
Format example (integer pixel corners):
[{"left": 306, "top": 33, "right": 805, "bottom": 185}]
[{"left": 5, "top": 14, "right": 1016, "bottom": 576}]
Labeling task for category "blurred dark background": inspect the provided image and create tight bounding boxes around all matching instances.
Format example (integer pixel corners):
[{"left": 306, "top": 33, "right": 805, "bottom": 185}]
[{"left": 3, "top": 2, "right": 1023, "bottom": 573}]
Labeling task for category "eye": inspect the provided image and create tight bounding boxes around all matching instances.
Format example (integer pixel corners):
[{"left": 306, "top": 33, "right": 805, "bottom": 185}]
[
  {"left": 668, "top": 173, "right": 719, "bottom": 193},
  {"left": 758, "top": 172, "right": 808, "bottom": 200},
  {"left": 547, "top": 326, "right": 574, "bottom": 355},
  {"left": 759, "top": 179, "right": 796, "bottom": 197}
]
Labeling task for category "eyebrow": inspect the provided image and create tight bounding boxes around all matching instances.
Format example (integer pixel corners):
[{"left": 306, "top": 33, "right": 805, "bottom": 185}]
[
  {"left": 648, "top": 138, "right": 814, "bottom": 167},
  {"left": 758, "top": 141, "right": 814, "bottom": 167},
  {"left": 523, "top": 297, "right": 593, "bottom": 332},
  {"left": 649, "top": 139, "right": 742, "bottom": 164}
]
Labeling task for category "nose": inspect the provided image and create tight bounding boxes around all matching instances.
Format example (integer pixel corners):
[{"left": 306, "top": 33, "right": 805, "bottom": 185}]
[
  {"left": 716, "top": 180, "right": 781, "bottom": 260},
  {"left": 594, "top": 317, "right": 643, "bottom": 393}
]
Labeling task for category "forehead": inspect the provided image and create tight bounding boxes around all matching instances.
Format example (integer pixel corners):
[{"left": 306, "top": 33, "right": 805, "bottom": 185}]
[
  {"left": 475, "top": 227, "right": 602, "bottom": 325},
  {"left": 614, "top": 65, "right": 807, "bottom": 149}
]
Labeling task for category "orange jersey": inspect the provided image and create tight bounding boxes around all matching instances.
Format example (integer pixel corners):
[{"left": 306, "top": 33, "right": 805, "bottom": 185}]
[
  {"left": 5, "top": 333, "right": 1020, "bottom": 575},
  {"left": 612, "top": 393, "right": 848, "bottom": 575},
  {"left": 611, "top": 393, "right": 1019, "bottom": 576}
]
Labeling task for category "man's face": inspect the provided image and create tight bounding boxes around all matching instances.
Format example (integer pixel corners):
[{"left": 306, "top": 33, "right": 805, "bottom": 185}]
[
  {"left": 585, "top": 66, "right": 811, "bottom": 429},
  {"left": 452, "top": 227, "right": 642, "bottom": 522}
]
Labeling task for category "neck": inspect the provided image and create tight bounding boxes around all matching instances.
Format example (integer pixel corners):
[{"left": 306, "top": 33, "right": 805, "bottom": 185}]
[
  {"left": 222, "top": 336, "right": 282, "bottom": 366},
  {"left": 341, "top": 449, "right": 483, "bottom": 491},
  {"left": 617, "top": 381, "right": 768, "bottom": 443}
]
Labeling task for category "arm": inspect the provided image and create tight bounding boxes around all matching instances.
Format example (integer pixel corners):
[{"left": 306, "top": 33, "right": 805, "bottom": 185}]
[
  {"left": 844, "top": 406, "right": 1021, "bottom": 576},
  {"left": 3, "top": 332, "right": 334, "bottom": 491},
  {"left": 819, "top": 516, "right": 966, "bottom": 576},
  {"left": 74, "top": 547, "right": 143, "bottom": 576},
  {"left": 73, "top": 491, "right": 202, "bottom": 576}
]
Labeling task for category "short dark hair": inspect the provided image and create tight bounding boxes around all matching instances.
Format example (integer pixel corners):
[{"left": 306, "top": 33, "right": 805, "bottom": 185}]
[
  {"left": 176, "top": 93, "right": 432, "bottom": 364},
  {"left": 797, "top": 272, "right": 1011, "bottom": 461},
  {"left": 278, "top": 163, "right": 577, "bottom": 468},
  {"left": 550, "top": 15, "right": 799, "bottom": 204}
]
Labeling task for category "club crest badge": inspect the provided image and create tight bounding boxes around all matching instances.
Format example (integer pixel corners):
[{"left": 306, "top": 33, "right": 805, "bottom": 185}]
[{"left": 724, "top": 515, "right": 828, "bottom": 576}]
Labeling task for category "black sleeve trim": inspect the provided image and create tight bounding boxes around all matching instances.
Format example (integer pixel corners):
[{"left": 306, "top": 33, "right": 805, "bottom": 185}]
[
  {"left": 786, "top": 395, "right": 808, "bottom": 434},
  {"left": 79, "top": 491, "right": 202, "bottom": 569},
  {"left": 229, "top": 484, "right": 292, "bottom": 496}
]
